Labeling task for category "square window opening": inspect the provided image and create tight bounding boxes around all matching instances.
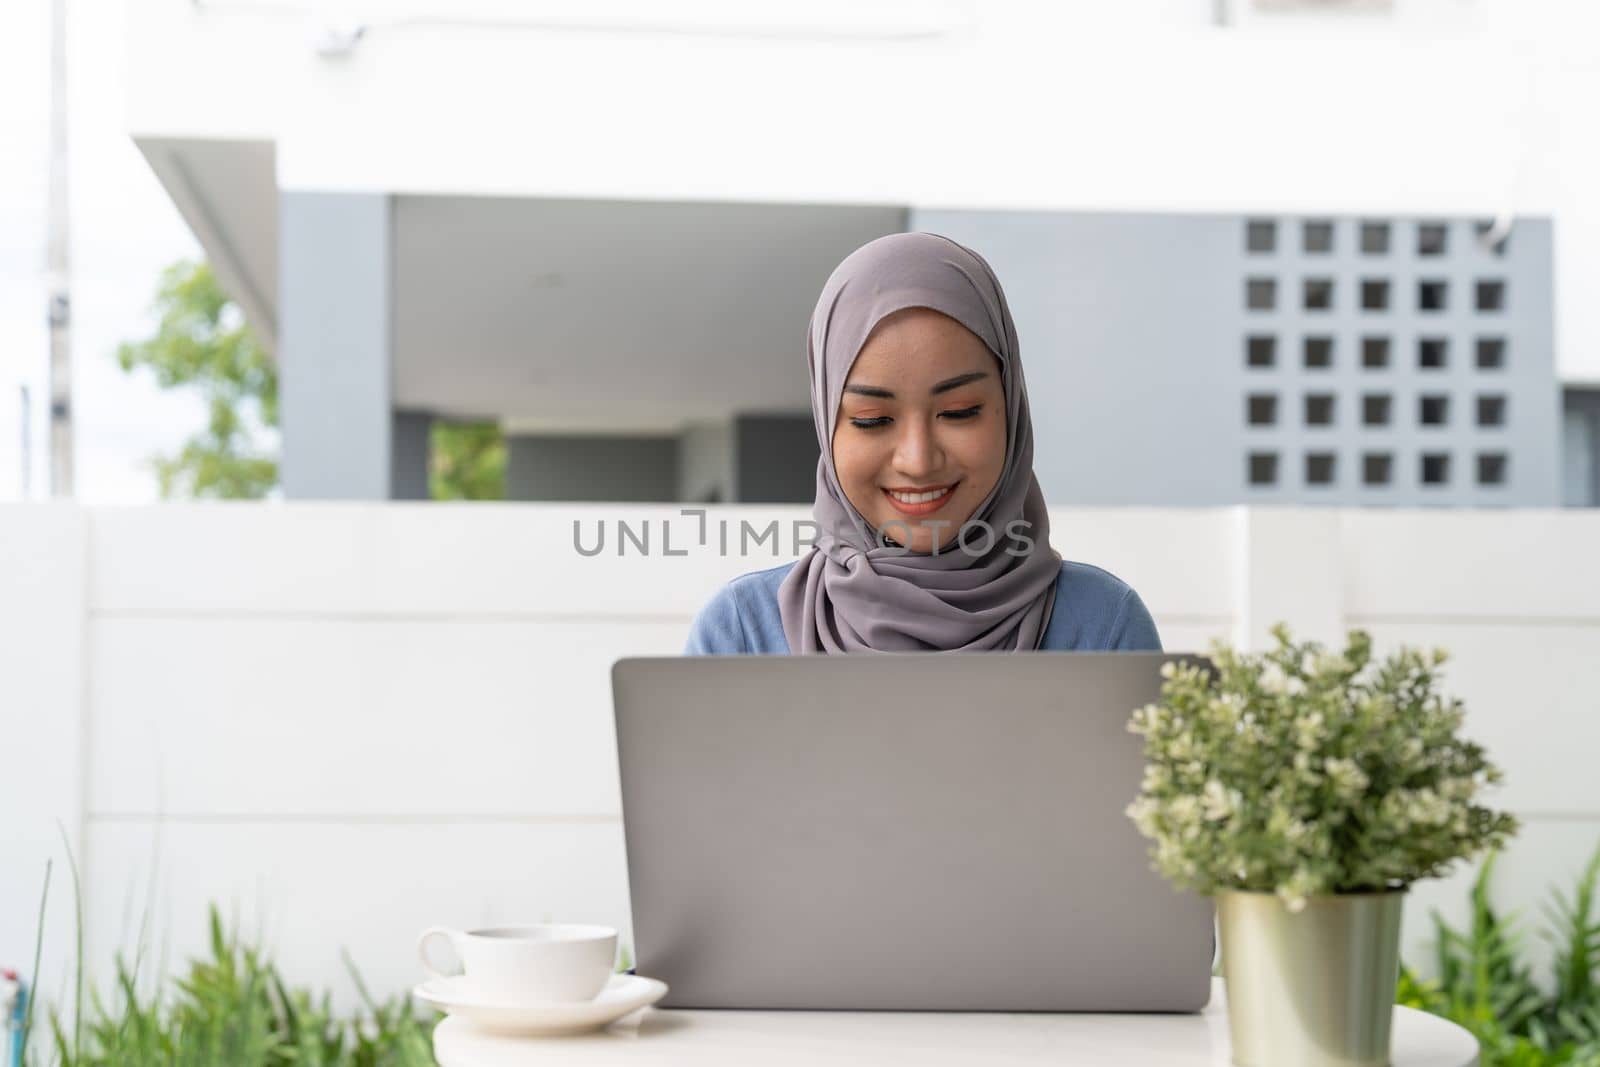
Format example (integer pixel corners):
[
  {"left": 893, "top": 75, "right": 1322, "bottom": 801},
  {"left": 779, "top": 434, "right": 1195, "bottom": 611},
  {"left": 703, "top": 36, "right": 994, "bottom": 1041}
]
[
  {"left": 1360, "top": 222, "right": 1390, "bottom": 255},
  {"left": 1418, "top": 223, "right": 1449, "bottom": 256},
  {"left": 1476, "top": 337, "right": 1506, "bottom": 369},
  {"left": 1247, "top": 220, "right": 1276, "bottom": 254},
  {"left": 1362, "top": 336, "right": 1391, "bottom": 369},
  {"left": 1305, "top": 394, "right": 1336, "bottom": 426},
  {"left": 1306, "top": 453, "right": 1337, "bottom": 486},
  {"left": 1362, "top": 453, "right": 1392, "bottom": 486},
  {"left": 1303, "top": 278, "right": 1335, "bottom": 311},
  {"left": 1303, "top": 336, "right": 1334, "bottom": 369},
  {"left": 1475, "top": 220, "right": 1510, "bottom": 257},
  {"left": 1362, "top": 395, "right": 1392, "bottom": 426},
  {"left": 1420, "top": 395, "right": 1450, "bottom": 426},
  {"left": 1421, "top": 453, "right": 1451, "bottom": 486},
  {"left": 1419, "top": 280, "right": 1449, "bottom": 312},
  {"left": 1419, "top": 337, "right": 1449, "bottom": 369},
  {"left": 1303, "top": 221, "right": 1335, "bottom": 254},
  {"left": 1248, "top": 452, "right": 1278, "bottom": 486},
  {"left": 1247, "top": 335, "right": 1277, "bottom": 368},
  {"left": 1247, "top": 394, "right": 1278, "bottom": 426},
  {"left": 1247, "top": 278, "right": 1276, "bottom": 311},
  {"left": 1477, "top": 395, "right": 1506, "bottom": 427}
]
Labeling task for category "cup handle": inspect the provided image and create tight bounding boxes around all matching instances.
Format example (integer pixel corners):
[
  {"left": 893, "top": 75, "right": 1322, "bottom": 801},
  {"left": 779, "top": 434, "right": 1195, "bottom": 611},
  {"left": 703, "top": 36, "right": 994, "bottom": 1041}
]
[{"left": 417, "top": 927, "right": 462, "bottom": 980}]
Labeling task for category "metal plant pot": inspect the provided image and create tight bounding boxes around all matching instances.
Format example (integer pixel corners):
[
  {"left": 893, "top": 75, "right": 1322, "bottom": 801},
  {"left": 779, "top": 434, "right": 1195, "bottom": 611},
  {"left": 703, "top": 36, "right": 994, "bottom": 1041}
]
[{"left": 1218, "top": 887, "right": 1406, "bottom": 1067}]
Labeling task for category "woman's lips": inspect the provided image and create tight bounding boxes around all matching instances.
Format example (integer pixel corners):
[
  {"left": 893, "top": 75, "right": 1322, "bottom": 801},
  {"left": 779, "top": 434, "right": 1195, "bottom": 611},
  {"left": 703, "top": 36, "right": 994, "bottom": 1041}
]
[{"left": 881, "top": 482, "right": 957, "bottom": 517}]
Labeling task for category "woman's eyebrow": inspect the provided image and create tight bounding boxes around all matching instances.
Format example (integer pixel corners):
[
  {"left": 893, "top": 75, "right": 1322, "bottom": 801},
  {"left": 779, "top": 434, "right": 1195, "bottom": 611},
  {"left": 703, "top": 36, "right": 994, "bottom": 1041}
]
[{"left": 843, "top": 371, "right": 990, "bottom": 399}]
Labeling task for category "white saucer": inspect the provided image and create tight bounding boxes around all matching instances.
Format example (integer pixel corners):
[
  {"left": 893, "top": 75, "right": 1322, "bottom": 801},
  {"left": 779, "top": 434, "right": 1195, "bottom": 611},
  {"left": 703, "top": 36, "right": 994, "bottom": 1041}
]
[{"left": 412, "top": 973, "right": 669, "bottom": 1036}]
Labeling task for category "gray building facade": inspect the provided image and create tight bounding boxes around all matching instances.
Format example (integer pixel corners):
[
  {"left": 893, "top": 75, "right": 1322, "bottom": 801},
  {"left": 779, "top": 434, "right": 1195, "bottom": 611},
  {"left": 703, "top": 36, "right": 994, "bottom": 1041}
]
[{"left": 913, "top": 210, "right": 1562, "bottom": 508}]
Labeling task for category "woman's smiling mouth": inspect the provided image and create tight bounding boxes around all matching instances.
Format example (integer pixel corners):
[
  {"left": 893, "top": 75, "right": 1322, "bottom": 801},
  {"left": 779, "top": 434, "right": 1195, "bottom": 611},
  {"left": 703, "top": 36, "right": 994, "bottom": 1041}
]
[{"left": 882, "top": 481, "right": 958, "bottom": 516}]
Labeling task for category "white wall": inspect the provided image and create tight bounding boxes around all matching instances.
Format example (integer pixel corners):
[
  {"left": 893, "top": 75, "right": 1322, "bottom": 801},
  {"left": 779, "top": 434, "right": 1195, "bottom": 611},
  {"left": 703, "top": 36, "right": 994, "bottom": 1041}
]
[
  {"left": 3, "top": 501, "right": 1599, "bottom": 1015},
  {"left": 0, "top": 505, "right": 85, "bottom": 1018}
]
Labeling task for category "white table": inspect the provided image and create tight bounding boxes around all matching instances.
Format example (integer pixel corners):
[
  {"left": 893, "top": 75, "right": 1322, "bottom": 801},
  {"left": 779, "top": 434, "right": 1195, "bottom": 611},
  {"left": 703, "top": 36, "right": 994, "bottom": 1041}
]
[{"left": 433, "top": 978, "right": 1479, "bottom": 1066}]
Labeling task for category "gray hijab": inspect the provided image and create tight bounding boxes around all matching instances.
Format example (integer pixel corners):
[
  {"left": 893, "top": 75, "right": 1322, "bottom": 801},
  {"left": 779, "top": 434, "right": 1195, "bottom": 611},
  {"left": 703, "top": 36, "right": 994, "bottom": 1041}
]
[{"left": 776, "top": 232, "right": 1062, "bottom": 654}]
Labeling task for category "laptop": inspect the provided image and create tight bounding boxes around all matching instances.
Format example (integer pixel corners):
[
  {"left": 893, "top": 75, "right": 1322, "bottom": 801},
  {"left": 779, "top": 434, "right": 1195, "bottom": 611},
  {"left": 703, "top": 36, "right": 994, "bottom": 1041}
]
[{"left": 612, "top": 652, "right": 1215, "bottom": 1012}]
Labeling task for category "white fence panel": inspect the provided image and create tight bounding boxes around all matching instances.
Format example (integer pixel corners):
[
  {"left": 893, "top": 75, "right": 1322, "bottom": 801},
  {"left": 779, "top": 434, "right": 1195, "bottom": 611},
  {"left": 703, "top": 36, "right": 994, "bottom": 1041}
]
[{"left": 5, "top": 502, "right": 1597, "bottom": 1009}]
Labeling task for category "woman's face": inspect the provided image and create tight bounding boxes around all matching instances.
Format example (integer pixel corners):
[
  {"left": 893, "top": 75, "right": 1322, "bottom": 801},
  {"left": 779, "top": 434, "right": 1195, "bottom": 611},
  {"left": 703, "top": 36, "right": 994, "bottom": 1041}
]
[{"left": 831, "top": 306, "right": 1008, "bottom": 554}]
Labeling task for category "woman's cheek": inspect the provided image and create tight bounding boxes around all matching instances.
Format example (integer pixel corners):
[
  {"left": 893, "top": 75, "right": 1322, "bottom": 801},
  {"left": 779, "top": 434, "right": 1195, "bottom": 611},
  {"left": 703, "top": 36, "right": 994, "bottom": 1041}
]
[{"left": 832, "top": 445, "right": 873, "bottom": 513}]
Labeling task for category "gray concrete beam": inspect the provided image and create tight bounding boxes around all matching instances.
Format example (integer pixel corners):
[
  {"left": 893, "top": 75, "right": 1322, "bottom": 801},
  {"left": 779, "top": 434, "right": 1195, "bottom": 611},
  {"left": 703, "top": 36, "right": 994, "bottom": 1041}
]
[{"left": 279, "top": 192, "right": 393, "bottom": 499}]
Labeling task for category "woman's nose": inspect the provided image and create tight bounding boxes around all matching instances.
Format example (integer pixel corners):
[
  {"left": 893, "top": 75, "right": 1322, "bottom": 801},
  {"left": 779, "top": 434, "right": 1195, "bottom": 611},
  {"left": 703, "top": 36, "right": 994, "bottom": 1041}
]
[{"left": 893, "top": 417, "right": 947, "bottom": 479}]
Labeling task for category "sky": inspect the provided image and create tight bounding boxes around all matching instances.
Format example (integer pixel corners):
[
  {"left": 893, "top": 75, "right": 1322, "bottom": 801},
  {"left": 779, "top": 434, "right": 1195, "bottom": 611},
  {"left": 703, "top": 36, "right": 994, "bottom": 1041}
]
[{"left": 1, "top": 0, "right": 207, "bottom": 505}]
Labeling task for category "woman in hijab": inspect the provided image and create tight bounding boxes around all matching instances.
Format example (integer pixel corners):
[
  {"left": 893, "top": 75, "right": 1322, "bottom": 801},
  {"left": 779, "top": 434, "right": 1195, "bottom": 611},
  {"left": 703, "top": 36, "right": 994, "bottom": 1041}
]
[{"left": 684, "top": 231, "right": 1160, "bottom": 655}]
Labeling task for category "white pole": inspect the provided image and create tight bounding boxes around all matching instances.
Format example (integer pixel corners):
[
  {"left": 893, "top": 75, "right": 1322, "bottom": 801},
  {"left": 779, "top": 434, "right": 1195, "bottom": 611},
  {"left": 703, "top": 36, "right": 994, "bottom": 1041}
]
[
  {"left": 19, "top": 384, "right": 31, "bottom": 500},
  {"left": 47, "top": 0, "right": 73, "bottom": 498}
]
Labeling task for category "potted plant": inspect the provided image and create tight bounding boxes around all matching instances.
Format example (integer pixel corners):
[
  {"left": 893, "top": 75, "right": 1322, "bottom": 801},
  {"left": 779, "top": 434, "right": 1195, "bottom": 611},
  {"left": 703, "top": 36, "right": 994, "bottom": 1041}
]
[{"left": 1125, "top": 624, "right": 1518, "bottom": 1067}]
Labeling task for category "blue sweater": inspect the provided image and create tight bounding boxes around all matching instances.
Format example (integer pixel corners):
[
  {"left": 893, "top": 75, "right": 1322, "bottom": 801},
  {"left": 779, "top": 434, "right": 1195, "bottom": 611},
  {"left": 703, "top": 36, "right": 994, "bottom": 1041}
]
[{"left": 684, "top": 560, "right": 1163, "bottom": 654}]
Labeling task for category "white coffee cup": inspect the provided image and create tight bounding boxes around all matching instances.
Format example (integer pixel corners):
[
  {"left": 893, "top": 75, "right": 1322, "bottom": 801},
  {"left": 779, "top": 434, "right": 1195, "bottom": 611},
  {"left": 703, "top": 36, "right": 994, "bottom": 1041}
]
[{"left": 417, "top": 923, "right": 618, "bottom": 1003}]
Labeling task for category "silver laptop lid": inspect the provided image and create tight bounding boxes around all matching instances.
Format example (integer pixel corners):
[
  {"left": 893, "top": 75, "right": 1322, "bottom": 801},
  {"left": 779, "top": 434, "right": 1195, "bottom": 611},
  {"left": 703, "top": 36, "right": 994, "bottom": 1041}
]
[{"left": 613, "top": 652, "right": 1215, "bottom": 1012}]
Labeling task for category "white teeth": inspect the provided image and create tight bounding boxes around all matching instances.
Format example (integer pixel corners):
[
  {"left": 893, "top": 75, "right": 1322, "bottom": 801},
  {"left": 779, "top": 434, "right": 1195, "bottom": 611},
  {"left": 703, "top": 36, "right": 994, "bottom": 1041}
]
[{"left": 888, "top": 486, "right": 952, "bottom": 504}]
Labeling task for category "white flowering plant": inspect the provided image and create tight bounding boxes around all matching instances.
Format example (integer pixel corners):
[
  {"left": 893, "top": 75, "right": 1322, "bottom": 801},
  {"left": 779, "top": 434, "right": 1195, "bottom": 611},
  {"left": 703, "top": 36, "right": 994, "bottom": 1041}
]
[{"left": 1125, "top": 624, "right": 1519, "bottom": 913}]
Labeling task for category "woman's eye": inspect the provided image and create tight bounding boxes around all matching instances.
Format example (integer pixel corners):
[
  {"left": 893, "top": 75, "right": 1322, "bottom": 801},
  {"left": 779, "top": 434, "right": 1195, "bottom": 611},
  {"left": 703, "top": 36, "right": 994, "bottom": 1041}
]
[{"left": 850, "top": 406, "right": 980, "bottom": 429}]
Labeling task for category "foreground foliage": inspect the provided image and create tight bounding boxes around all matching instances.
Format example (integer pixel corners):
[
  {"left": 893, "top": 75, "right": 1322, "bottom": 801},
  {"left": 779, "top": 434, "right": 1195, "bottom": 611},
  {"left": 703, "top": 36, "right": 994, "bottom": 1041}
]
[
  {"left": 27, "top": 907, "right": 437, "bottom": 1067},
  {"left": 1128, "top": 624, "right": 1518, "bottom": 911},
  {"left": 1399, "top": 847, "right": 1600, "bottom": 1067}
]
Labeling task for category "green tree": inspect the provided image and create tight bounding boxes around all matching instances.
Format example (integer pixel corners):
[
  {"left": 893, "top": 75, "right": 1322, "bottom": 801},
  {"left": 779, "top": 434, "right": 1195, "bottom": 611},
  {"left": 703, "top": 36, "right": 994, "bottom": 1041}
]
[
  {"left": 429, "top": 421, "right": 507, "bottom": 500},
  {"left": 116, "top": 259, "right": 505, "bottom": 500},
  {"left": 116, "top": 260, "right": 278, "bottom": 498}
]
